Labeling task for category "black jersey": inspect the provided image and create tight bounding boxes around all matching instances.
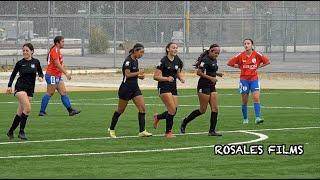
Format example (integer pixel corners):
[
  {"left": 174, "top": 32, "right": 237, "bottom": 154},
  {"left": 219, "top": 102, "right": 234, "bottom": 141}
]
[
  {"left": 198, "top": 54, "right": 219, "bottom": 87},
  {"left": 156, "top": 55, "right": 183, "bottom": 88},
  {"left": 8, "top": 58, "right": 44, "bottom": 91},
  {"left": 121, "top": 55, "right": 139, "bottom": 89}
]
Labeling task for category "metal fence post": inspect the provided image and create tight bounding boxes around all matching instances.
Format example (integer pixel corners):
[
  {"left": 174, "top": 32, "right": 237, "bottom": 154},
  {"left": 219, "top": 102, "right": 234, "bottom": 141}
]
[
  {"left": 253, "top": 1, "right": 256, "bottom": 40},
  {"left": 185, "top": 1, "right": 190, "bottom": 54},
  {"left": 47, "top": 1, "right": 50, "bottom": 53},
  {"left": 113, "top": 1, "right": 117, "bottom": 68},
  {"left": 282, "top": 1, "right": 287, "bottom": 62},
  {"left": 183, "top": 1, "right": 186, "bottom": 64},
  {"left": 294, "top": 1, "right": 297, "bottom": 53},
  {"left": 16, "top": 1, "right": 19, "bottom": 61}
]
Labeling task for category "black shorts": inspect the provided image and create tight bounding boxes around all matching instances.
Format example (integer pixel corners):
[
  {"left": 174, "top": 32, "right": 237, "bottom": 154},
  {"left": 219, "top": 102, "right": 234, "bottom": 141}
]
[
  {"left": 158, "top": 85, "right": 178, "bottom": 96},
  {"left": 197, "top": 86, "right": 216, "bottom": 95},
  {"left": 118, "top": 83, "right": 142, "bottom": 101},
  {"left": 14, "top": 88, "right": 34, "bottom": 97}
]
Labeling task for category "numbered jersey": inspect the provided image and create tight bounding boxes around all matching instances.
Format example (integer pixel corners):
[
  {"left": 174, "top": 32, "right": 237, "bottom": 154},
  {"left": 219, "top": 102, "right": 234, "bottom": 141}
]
[{"left": 46, "top": 47, "right": 63, "bottom": 77}]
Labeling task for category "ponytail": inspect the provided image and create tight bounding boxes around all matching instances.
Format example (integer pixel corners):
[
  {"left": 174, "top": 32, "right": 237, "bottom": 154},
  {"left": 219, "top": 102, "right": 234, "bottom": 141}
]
[
  {"left": 46, "top": 45, "right": 55, "bottom": 63},
  {"left": 193, "top": 49, "right": 209, "bottom": 68},
  {"left": 193, "top": 43, "right": 220, "bottom": 68},
  {"left": 47, "top": 36, "right": 64, "bottom": 64}
]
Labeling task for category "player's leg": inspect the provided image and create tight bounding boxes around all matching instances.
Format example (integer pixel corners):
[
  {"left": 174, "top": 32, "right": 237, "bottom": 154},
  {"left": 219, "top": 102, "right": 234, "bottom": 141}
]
[
  {"left": 57, "top": 80, "right": 80, "bottom": 116},
  {"left": 240, "top": 80, "right": 250, "bottom": 123},
  {"left": 7, "top": 96, "right": 23, "bottom": 140},
  {"left": 153, "top": 87, "right": 168, "bottom": 129},
  {"left": 208, "top": 92, "right": 222, "bottom": 136},
  {"left": 132, "top": 94, "right": 152, "bottom": 137},
  {"left": 159, "top": 93, "right": 176, "bottom": 137},
  {"left": 180, "top": 88, "right": 209, "bottom": 134},
  {"left": 108, "top": 100, "right": 127, "bottom": 138},
  {"left": 15, "top": 91, "right": 31, "bottom": 140},
  {"left": 154, "top": 87, "right": 169, "bottom": 121},
  {"left": 108, "top": 98, "right": 128, "bottom": 138},
  {"left": 251, "top": 80, "right": 263, "bottom": 124},
  {"left": 39, "top": 74, "right": 57, "bottom": 116},
  {"left": 108, "top": 84, "right": 130, "bottom": 138}
]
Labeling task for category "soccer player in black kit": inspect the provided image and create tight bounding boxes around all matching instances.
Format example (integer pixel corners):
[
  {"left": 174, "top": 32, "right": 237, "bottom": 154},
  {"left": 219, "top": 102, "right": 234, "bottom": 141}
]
[
  {"left": 107, "top": 43, "right": 152, "bottom": 138},
  {"left": 153, "top": 42, "right": 185, "bottom": 138},
  {"left": 180, "top": 44, "right": 223, "bottom": 136},
  {"left": 6, "top": 43, "right": 44, "bottom": 140}
]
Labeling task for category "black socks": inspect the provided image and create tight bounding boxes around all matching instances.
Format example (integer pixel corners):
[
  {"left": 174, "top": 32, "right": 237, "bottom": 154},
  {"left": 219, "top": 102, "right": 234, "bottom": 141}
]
[
  {"left": 9, "top": 114, "right": 21, "bottom": 132},
  {"left": 182, "top": 109, "right": 203, "bottom": 126},
  {"left": 110, "top": 111, "right": 122, "bottom": 130},
  {"left": 166, "top": 113, "right": 174, "bottom": 133},
  {"left": 157, "top": 111, "right": 168, "bottom": 120},
  {"left": 19, "top": 113, "right": 29, "bottom": 132},
  {"left": 138, "top": 112, "right": 146, "bottom": 132},
  {"left": 158, "top": 108, "right": 178, "bottom": 120},
  {"left": 209, "top": 112, "right": 218, "bottom": 132}
]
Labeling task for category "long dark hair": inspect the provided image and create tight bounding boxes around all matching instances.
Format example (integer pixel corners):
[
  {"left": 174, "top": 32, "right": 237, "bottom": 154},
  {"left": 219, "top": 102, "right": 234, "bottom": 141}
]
[
  {"left": 193, "top": 43, "right": 219, "bottom": 68},
  {"left": 47, "top": 36, "right": 64, "bottom": 62}
]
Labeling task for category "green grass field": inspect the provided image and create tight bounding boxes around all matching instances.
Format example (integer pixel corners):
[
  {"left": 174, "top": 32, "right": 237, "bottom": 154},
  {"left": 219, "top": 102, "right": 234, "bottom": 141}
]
[{"left": 0, "top": 89, "right": 319, "bottom": 178}]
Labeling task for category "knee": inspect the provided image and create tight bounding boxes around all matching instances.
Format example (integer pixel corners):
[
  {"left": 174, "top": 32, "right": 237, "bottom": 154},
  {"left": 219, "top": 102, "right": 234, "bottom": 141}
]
[
  {"left": 253, "top": 97, "right": 260, "bottom": 103},
  {"left": 46, "top": 92, "right": 54, "bottom": 97},
  {"left": 59, "top": 91, "right": 67, "bottom": 96},
  {"left": 23, "top": 106, "right": 31, "bottom": 115}
]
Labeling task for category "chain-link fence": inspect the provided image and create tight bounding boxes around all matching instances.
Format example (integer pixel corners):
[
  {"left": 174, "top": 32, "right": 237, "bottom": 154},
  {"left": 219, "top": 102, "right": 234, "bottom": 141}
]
[{"left": 0, "top": 1, "right": 319, "bottom": 68}]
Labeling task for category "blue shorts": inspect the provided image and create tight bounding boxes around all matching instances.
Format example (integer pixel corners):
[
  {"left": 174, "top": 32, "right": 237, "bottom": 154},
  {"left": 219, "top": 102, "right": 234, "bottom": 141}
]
[
  {"left": 239, "top": 79, "right": 260, "bottom": 94},
  {"left": 45, "top": 74, "right": 63, "bottom": 85}
]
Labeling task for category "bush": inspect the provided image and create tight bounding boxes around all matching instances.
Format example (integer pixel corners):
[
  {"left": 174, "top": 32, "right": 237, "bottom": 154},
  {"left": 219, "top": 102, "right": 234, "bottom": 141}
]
[{"left": 89, "top": 27, "right": 109, "bottom": 54}]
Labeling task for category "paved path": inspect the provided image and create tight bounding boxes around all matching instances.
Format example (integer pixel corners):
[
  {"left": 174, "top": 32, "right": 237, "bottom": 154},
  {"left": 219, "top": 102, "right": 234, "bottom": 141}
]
[{"left": 1, "top": 52, "right": 319, "bottom": 73}]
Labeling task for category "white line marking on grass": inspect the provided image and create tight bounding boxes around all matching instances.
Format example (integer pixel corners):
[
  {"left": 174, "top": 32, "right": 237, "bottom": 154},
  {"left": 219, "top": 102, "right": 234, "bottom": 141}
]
[
  {"left": 1, "top": 91, "right": 318, "bottom": 104},
  {"left": 228, "top": 131, "right": 269, "bottom": 145},
  {"left": 0, "top": 126, "right": 318, "bottom": 146},
  {"left": 0, "top": 93, "right": 283, "bottom": 104},
  {"left": 0, "top": 131, "right": 268, "bottom": 159},
  {"left": 0, "top": 126, "right": 318, "bottom": 159},
  {"left": 304, "top": 91, "right": 320, "bottom": 94},
  {"left": 1, "top": 101, "right": 319, "bottom": 110}
]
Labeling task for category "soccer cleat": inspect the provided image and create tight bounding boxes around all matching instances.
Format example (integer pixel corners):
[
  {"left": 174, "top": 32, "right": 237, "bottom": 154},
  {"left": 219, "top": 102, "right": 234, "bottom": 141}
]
[
  {"left": 69, "top": 109, "right": 81, "bottom": 116},
  {"left": 180, "top": 119, "right": 186, "bottom": 134},
  {"left": 243, "top": 119, "right": 249, "bottom": 124},
  {"left": 38, "top": 111, "right": 48, "bottom": 116},
  {"left": 255, "top": 117, "right": 264, "bottom": 124},
  {"left": 153, "top": 113, "right": 159, "bottom": 129},
  {"left": 18, "top": 131, "right": 28, "bottom": 140},
  {"left": 7, "top": 131, "right": 14, "bottom": 140},
  {"left": 108, "top": 128, "right": 116, "bottom": 138},
  {"left": 138, "top": 130, "right": 153, "bottom": 137},
  {"left": 165, "top": 131, "right": 176, "bottom": 138},
  {"left": 208, "top": 131, "right": 222, "bottom": 136}
]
